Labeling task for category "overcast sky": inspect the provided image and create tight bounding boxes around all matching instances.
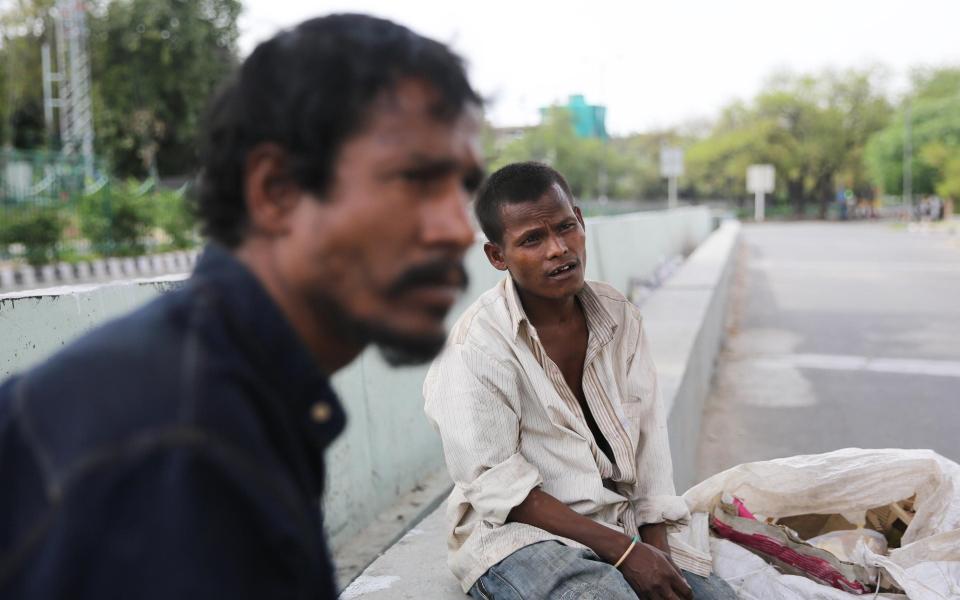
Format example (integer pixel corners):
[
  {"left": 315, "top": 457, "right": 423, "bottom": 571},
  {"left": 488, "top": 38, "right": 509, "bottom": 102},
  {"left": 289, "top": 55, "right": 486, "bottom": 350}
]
[{"left": 238, "top": 0, "right": 960, "bottom": 135}]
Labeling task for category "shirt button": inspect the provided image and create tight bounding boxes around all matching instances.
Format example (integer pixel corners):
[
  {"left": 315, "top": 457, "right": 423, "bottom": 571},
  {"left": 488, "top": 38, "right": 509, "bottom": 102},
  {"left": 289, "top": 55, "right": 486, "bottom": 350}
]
[{"left": 311, "top": 402, "right": 333, "bottom": 423}]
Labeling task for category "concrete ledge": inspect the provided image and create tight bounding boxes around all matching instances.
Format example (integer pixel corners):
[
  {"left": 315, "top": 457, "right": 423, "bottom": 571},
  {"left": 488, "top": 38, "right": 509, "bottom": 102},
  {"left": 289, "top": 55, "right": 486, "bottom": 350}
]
[
  {"left": 334, "top": 468, "right": 453, "bottom": 589},
  {"left": 340, "top": 508, "right": 458, "bottom": 600},
  {"left": 642, "top": 220, "right": 741, "bottom": 492},
  {"left": 340, "top": 220, "right": 743, "bottom": 599},
  {"left": 0, "top": 276, "right": 188, "bottom": 380}
]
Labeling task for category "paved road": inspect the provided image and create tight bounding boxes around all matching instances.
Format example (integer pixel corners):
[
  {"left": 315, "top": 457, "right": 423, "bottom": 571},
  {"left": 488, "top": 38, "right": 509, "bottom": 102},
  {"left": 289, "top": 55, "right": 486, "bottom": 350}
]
[{"left": 698, "top": 221, "right": 960, "bottom": 478}]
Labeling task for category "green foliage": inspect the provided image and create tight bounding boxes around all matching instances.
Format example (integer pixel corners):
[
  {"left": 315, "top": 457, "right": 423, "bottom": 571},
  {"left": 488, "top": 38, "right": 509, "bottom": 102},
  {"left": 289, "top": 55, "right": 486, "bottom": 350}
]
[
  {"left": 75, "top": 180, "right": 197, "bottom": 256},
  {"left": 487, "top": 108, "right": 673, "bottom": 201},
  {"left": 920, "top": 142, "right": 960, "bottom": 201},
  {"left": 78, "top": 179, "right": 153, "bottom": 256},
  {"left": 0, "top": 0, "right": 57, "bottom": 148},
  {"left": 87, "top": 0, "right": 241, "bottom": 177},
  {"left": 151, "top": 186, "right": 197, "bottom": 249},
  {"left": 605, "top": 133, "right": 676, "bottom": 200},
  {"left": 486, "top": 68, "right": 896, "bottom": 216},
  {"left": 0, "top": 208, "right": 64, "bottom": 266},
  {"left": 864, "top": 67, "right": 960, "bottom": 199},
  {"left": 490, "top": 108, "right": 606, "bottom": 198},
  {"left": 0, "top": 0, "right": 240, "bottom": 176},
  {"left": 686, "top": 68, "right": 893, "bottom": 216}
]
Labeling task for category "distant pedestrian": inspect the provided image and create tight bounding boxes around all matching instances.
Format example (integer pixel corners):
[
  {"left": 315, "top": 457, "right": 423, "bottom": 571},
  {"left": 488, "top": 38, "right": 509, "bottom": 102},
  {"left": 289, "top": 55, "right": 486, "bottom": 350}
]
[{"left": 932, "top": 195, "right": 944, "bottom": 221}]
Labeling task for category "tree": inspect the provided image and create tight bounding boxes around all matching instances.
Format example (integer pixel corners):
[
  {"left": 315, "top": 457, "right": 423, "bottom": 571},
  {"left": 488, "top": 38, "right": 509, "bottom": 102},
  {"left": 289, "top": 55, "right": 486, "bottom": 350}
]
[
  {"left": 686, "top": 68, "right": 892, "bottom": 217},
  {"left": 865, "top": 67, "right": 960, "bottom": 207},
  {"left": 490, "top": 107, "right": 608, "bottom": 199},
  {"left": 0, "top": 0, "right": 240, "bottom": 177},
  {"left": 606, "top": 131, "right": 689, "bottom": 201},
  {"left": 920, "top": 142, "right": 960, "bottom": 202},
  {"left": 88, "top": 0, "right": 241, "bottom": 177},
  {"left": 0, "top": 0, "right": 57, "bottom": 148}
]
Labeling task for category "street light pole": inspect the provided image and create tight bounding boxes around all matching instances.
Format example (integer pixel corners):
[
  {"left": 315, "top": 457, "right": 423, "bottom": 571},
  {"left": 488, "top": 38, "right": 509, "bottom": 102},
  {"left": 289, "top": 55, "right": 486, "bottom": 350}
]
[{"left": 903, "top": 99, "right": 913, "bottom": 218}]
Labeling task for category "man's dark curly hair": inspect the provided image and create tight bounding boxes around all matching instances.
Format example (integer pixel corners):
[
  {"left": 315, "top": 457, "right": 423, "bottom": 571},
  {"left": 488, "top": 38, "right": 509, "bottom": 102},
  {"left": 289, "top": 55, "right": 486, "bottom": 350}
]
[
  {"left": 474, "top": 161, "right": 575, "bottom": 245},
  {"left": 196, "top": 14, "right": 482, "bottom": 247}
]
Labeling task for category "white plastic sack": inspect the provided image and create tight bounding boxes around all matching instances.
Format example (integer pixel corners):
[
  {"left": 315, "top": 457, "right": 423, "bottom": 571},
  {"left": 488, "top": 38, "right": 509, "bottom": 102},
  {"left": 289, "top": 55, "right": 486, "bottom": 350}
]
[
  {"left": 709, "top": 537, "right": 907, "bottom": 600},
  {"left": 676, "top": 448, "right": 960, "bottom": 599}
]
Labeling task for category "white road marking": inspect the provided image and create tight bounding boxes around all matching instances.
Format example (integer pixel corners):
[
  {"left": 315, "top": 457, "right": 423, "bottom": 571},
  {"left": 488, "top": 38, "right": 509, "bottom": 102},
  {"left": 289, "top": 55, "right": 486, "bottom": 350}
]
[
  {"left": 340, "top": 575, "right": 401, "bottom": 599},
  {"left": 752, "top": 259, "right": 960, "bottom": 274},
  {"left": 753, "top": 353, "right": 960, "bottom": 378}
]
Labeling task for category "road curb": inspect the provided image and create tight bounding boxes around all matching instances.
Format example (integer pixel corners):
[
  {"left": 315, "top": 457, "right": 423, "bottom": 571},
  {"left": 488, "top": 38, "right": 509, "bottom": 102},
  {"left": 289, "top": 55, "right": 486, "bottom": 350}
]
[{"left": 0, "top": 249, "right": 199, "bottom": 294}]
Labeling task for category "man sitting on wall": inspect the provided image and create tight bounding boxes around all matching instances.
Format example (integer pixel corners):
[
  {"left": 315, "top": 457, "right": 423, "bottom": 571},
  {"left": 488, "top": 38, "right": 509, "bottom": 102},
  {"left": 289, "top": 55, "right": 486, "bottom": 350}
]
[{"left": 424, "top": 162, "right": 736, "bottom": 599}]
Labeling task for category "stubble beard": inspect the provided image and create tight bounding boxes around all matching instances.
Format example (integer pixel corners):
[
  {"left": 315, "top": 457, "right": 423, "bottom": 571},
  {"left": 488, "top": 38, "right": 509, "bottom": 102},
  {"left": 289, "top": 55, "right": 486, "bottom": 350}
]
[
  {"left": 313, "top": 258, "right": 467, "bottom": 366},
  {"left": 310, "top": 293, "right": 451, "bottom": 368}
]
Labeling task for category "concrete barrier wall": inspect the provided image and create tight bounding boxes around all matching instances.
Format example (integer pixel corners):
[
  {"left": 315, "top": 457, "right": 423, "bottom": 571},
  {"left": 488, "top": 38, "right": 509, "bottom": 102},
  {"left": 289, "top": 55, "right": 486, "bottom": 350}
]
[
  {"left": 640, "top": 220, "right": 741, "bottom": 491},
  {"left": 0, "top": 206, "right": 714, "bottom": 550},
  {"left": 0, "top": 277, "right": 187, "bottom": 380}
]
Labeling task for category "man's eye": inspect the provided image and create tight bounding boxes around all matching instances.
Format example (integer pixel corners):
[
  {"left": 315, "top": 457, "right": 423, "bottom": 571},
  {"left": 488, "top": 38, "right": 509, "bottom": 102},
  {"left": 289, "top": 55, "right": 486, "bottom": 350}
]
[
  {"left": 463, "top": 171, "right": 484, "bottom": 193},
  {"left": 560, "top": 222, "right": 574, "bottom": 231},
  {"left": 402, "top": 172, "right": 432, "bottom": 183}
]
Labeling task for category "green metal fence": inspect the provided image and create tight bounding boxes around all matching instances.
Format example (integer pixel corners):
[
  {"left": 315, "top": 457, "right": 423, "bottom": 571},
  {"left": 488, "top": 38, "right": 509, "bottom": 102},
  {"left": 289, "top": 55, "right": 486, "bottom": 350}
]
[
  {"left": 0, "top": 148, "right": 107, "bottom": 205},
  {"left": 1, "top": 149, "right": 196, "bottom": 266}
]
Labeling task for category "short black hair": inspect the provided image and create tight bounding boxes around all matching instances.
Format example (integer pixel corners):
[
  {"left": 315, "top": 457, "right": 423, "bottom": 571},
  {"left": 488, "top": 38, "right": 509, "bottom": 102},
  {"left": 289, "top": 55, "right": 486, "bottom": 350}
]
[
  {"left": 474, "top": 161, "right": 575, "bottom": 244},
  {"left": 196, "top": 13, "right": 482, "bottom": 247}
]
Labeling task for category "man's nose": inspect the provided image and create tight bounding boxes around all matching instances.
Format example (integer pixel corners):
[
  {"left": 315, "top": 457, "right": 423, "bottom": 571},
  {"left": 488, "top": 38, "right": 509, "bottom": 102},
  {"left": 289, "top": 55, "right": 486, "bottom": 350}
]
[
  {"left": 545, "top": 232, "right": 568, "bottom": 259},
  {"left": 421, "top": 186, "right": 476, "bottom": 252}
]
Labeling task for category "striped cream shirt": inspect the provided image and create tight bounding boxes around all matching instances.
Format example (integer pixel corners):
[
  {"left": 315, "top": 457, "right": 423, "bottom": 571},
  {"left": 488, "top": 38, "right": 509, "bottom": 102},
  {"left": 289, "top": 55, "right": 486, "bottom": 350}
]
[{"left": 423, "top": 276, "right": 690, "bottom": 592}]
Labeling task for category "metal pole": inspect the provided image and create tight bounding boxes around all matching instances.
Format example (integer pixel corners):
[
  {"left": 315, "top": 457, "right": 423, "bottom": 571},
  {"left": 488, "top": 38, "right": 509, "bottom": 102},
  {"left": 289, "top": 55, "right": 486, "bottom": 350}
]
[
  {"left": 668, "top": 176, "right": 678, "bottom": 209},
  {"left": 55, "top": 7, "right": 69, "bottom": 151},
  {"left": 598, "top": 136, "right": 608, "bottom": 202},
  {"left": 41, "top": 44, "right": 55, "bottom": 135},
  {"left": 755, "top": 191, "right": 765, "bottom": 222},
  {"left": 903, "top": 99, "right": 913, "bottom": 219}
]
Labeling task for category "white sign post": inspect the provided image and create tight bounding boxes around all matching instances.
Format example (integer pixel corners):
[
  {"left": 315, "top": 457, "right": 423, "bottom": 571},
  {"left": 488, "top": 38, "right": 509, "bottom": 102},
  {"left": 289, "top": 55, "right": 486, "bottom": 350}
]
[
  {"left": 660, "top": 147, "right": 684, "bottom": 209},
  {"left": 746, "top": 164, "right": 775, "bottom": 222}
]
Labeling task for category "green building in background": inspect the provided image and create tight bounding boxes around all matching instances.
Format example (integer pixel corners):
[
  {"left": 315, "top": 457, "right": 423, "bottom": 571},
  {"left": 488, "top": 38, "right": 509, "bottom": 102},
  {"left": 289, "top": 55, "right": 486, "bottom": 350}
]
[{"left": 541, "top": 94, "right": 608, "bottom": 140}]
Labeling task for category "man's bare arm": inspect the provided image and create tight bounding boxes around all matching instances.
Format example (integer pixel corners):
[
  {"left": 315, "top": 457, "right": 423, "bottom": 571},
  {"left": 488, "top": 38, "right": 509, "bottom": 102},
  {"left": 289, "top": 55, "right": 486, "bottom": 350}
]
[
  {"left": 508, "top": 488, "right": 692, "bottom": 600},
  {"left": 507, "top": 488, "right": 633, "bottom": 563},
  {"left": 640, "top": 521, "right": 671, "bottom": 554}
]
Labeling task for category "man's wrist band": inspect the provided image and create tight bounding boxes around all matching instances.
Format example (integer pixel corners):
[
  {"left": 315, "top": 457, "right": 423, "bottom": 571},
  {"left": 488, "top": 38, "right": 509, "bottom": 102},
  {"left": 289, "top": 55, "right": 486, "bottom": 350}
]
[{"left": 613, "top": 535, "right": 640, "bottom": 568}]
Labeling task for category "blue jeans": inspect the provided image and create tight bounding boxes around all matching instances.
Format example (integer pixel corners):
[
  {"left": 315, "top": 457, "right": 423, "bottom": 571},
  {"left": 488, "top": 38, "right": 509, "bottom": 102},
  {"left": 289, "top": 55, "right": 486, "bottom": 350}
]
[{"left": 469, "top": 541, "right": 737, "bottom": 600}]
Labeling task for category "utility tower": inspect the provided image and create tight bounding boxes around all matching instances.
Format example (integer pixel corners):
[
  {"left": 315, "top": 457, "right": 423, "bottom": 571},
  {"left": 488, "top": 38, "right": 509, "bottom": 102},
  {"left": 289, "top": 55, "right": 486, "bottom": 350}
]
[{"left": 41, "top": 0, "right": 95, "bottom": 179}]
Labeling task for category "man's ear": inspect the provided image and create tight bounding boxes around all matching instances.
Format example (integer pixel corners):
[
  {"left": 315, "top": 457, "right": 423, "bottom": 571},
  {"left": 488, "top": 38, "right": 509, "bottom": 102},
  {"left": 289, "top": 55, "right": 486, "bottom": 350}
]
[
  {"left": 574, "top": 205, "right": 585, "bottom": 229},
  {"left": 483, "top": 241, "right": 509, "bottom": 272},
  {"left": 243, "top": 143, "right": 301, "bottom": 237}
]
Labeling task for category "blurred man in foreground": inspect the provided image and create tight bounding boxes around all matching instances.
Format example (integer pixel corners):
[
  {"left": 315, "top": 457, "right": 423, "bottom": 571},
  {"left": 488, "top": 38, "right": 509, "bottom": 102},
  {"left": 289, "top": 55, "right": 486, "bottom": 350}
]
[
  {"left": 425, "top": 163, "right": 737, "bottom": 599},
  {"left": 0, "top": 14, "right": 481, "bottom": 598}
]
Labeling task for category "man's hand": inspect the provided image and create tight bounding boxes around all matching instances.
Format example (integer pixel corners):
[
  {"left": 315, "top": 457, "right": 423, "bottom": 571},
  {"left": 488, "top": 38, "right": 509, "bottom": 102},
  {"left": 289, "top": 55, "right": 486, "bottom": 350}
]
[
  {"left": 508, "top": 490, "right": 692, "bottom": 599},
  {"left": 618, "top": 541, "right": 693, "bottom": 600}
]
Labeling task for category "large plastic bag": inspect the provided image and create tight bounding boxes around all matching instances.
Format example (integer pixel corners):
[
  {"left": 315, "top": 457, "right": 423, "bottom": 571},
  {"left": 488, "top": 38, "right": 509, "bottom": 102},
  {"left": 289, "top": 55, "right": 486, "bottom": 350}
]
[{"left": 673, "top": 448, "right": 960, "bottom": 599}]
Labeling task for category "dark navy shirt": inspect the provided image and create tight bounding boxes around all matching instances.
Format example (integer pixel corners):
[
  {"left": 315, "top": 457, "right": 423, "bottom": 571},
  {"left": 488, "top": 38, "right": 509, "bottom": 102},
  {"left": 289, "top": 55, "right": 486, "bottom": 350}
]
[{"left": 0, "top": 245, "right": 347, "bottom": 599}]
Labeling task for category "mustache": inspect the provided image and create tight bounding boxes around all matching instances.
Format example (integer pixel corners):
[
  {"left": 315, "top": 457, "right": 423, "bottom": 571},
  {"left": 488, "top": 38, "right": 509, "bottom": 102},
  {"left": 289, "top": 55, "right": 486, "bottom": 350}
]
[{"left": 387, "top": 258, "right": 469, "bottom": 297}]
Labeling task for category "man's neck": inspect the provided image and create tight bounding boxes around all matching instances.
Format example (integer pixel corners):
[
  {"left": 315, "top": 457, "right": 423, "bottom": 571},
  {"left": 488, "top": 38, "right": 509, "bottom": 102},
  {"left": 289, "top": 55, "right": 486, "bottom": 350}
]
[
  {"left": 234, "top": 242, "right": 364, "bottom": 375},
  {"left": 515, "top": 281, "right": 583, "bottom": 330}
]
